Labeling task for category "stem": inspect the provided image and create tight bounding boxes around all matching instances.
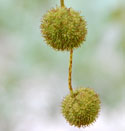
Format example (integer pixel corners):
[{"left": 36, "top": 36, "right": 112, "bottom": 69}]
[
  {"left": 68, "top": 49, "right": 73, "bottom": 94},
  {"left": 60, "top": 0, "right": 65, "bottom": 7},
  {"left": 60, "top": 0, "right": 73, "bottom": 94}
]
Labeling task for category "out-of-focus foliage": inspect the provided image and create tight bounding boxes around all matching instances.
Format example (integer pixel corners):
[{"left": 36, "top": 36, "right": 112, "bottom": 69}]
[{"left": 109, "top": 5, "right": 125, "bottom": 23}]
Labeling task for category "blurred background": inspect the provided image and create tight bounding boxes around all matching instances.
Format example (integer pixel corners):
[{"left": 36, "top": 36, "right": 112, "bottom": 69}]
[{"left": 0, "top": 0, "right": 125, "bottom": 131}]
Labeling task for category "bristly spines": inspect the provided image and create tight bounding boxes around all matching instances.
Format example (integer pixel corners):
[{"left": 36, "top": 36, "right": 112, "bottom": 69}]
[
  {"left": 61, "top": 87, "right": 101, "bottom": 128},
  {"left": 41, "top": 7, "right": 87, "bottom": 51}
]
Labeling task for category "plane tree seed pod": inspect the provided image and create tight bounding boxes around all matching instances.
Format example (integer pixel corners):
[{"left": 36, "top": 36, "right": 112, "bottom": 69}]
[
  {"left": 61, "top": 88, "right": 101, "bottom": 127},
  {"left": 41, "top": 7, "right": 87, "bottom": 51}
]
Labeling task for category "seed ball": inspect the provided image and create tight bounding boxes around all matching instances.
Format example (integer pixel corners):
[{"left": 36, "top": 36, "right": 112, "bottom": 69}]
[
  {"left": 41, "top": 7, "right": 87, "bottom": 51},
  {"left": 61, "top": 88, "right": 101, "bottom": 128}
]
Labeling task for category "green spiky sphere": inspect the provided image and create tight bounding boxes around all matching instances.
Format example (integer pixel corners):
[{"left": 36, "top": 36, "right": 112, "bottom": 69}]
[
  {"left": 41, "top": 7, "right": 87, "bottom": 51},
  {"left": 61, "top": 88, "right": 101, "bottom": 127}
]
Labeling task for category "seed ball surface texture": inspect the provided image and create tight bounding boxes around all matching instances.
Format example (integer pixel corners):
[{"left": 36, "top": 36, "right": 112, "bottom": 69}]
[
  {"left": 41, "top": 7, "right": 87, "bottom": 51},
  {"left": 61, "top": 88, "right": 100, "bottom": 127}
]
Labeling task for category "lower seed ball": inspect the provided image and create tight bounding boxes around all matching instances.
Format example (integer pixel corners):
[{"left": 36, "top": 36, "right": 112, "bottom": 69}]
[
  {"left": 61, "top": 88, "right": 101, "bottom": 127},
  {"left": 41, "top": 7, "right": 87, "bottom": 51}
]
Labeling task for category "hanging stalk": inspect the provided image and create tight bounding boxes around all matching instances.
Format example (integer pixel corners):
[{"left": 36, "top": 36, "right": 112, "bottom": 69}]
[
  {"left": 60, "top": 0, "right": 65, "bottom": 7},
  {"left": 60, "top": 0, "right": 73, "bottom": 94},
  {"left": 68, "top": 49, "right": 73, "bottom": 94}
]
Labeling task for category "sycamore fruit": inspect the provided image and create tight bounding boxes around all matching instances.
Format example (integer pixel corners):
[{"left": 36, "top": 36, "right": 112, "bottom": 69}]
[
  {"left": 41, "top": 7, "right": 87, "bottom": 51},
  {"left": 61, "top": 87, "right": 100, "bottom": 127}
]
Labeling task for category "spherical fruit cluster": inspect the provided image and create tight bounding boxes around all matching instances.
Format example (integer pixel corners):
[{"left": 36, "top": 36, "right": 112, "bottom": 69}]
[
  {"left": 61, "top": 88, "right": 100, "bottom": 128},
  {"left": 41, "top": 7, "right": 87, "bottom": 51}
]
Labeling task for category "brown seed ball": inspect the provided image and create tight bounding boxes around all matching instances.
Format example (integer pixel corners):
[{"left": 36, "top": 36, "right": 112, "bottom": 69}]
[
  {"left": 61, "top": 88, "right": 101, "bottom": 127},
  {"left": 41, "top": 7, "right": 87, "bottom": 51}
]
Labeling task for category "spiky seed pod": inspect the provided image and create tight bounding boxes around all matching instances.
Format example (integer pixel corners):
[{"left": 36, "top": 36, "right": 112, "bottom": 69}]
[
  {"left": 41, "top": 7, "right": 87, "bottom": 51},
  {"left": 61, "top": 88, "right": 101, "bottom": 128}
]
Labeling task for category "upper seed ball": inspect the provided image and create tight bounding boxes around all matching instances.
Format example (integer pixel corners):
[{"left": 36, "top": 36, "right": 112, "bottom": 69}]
[
  {"left": 61, "top": 88, "right": 101, "bottom": 127},
  {"left": 41, "top": 7, "right": 87, "bottom": 51}
]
